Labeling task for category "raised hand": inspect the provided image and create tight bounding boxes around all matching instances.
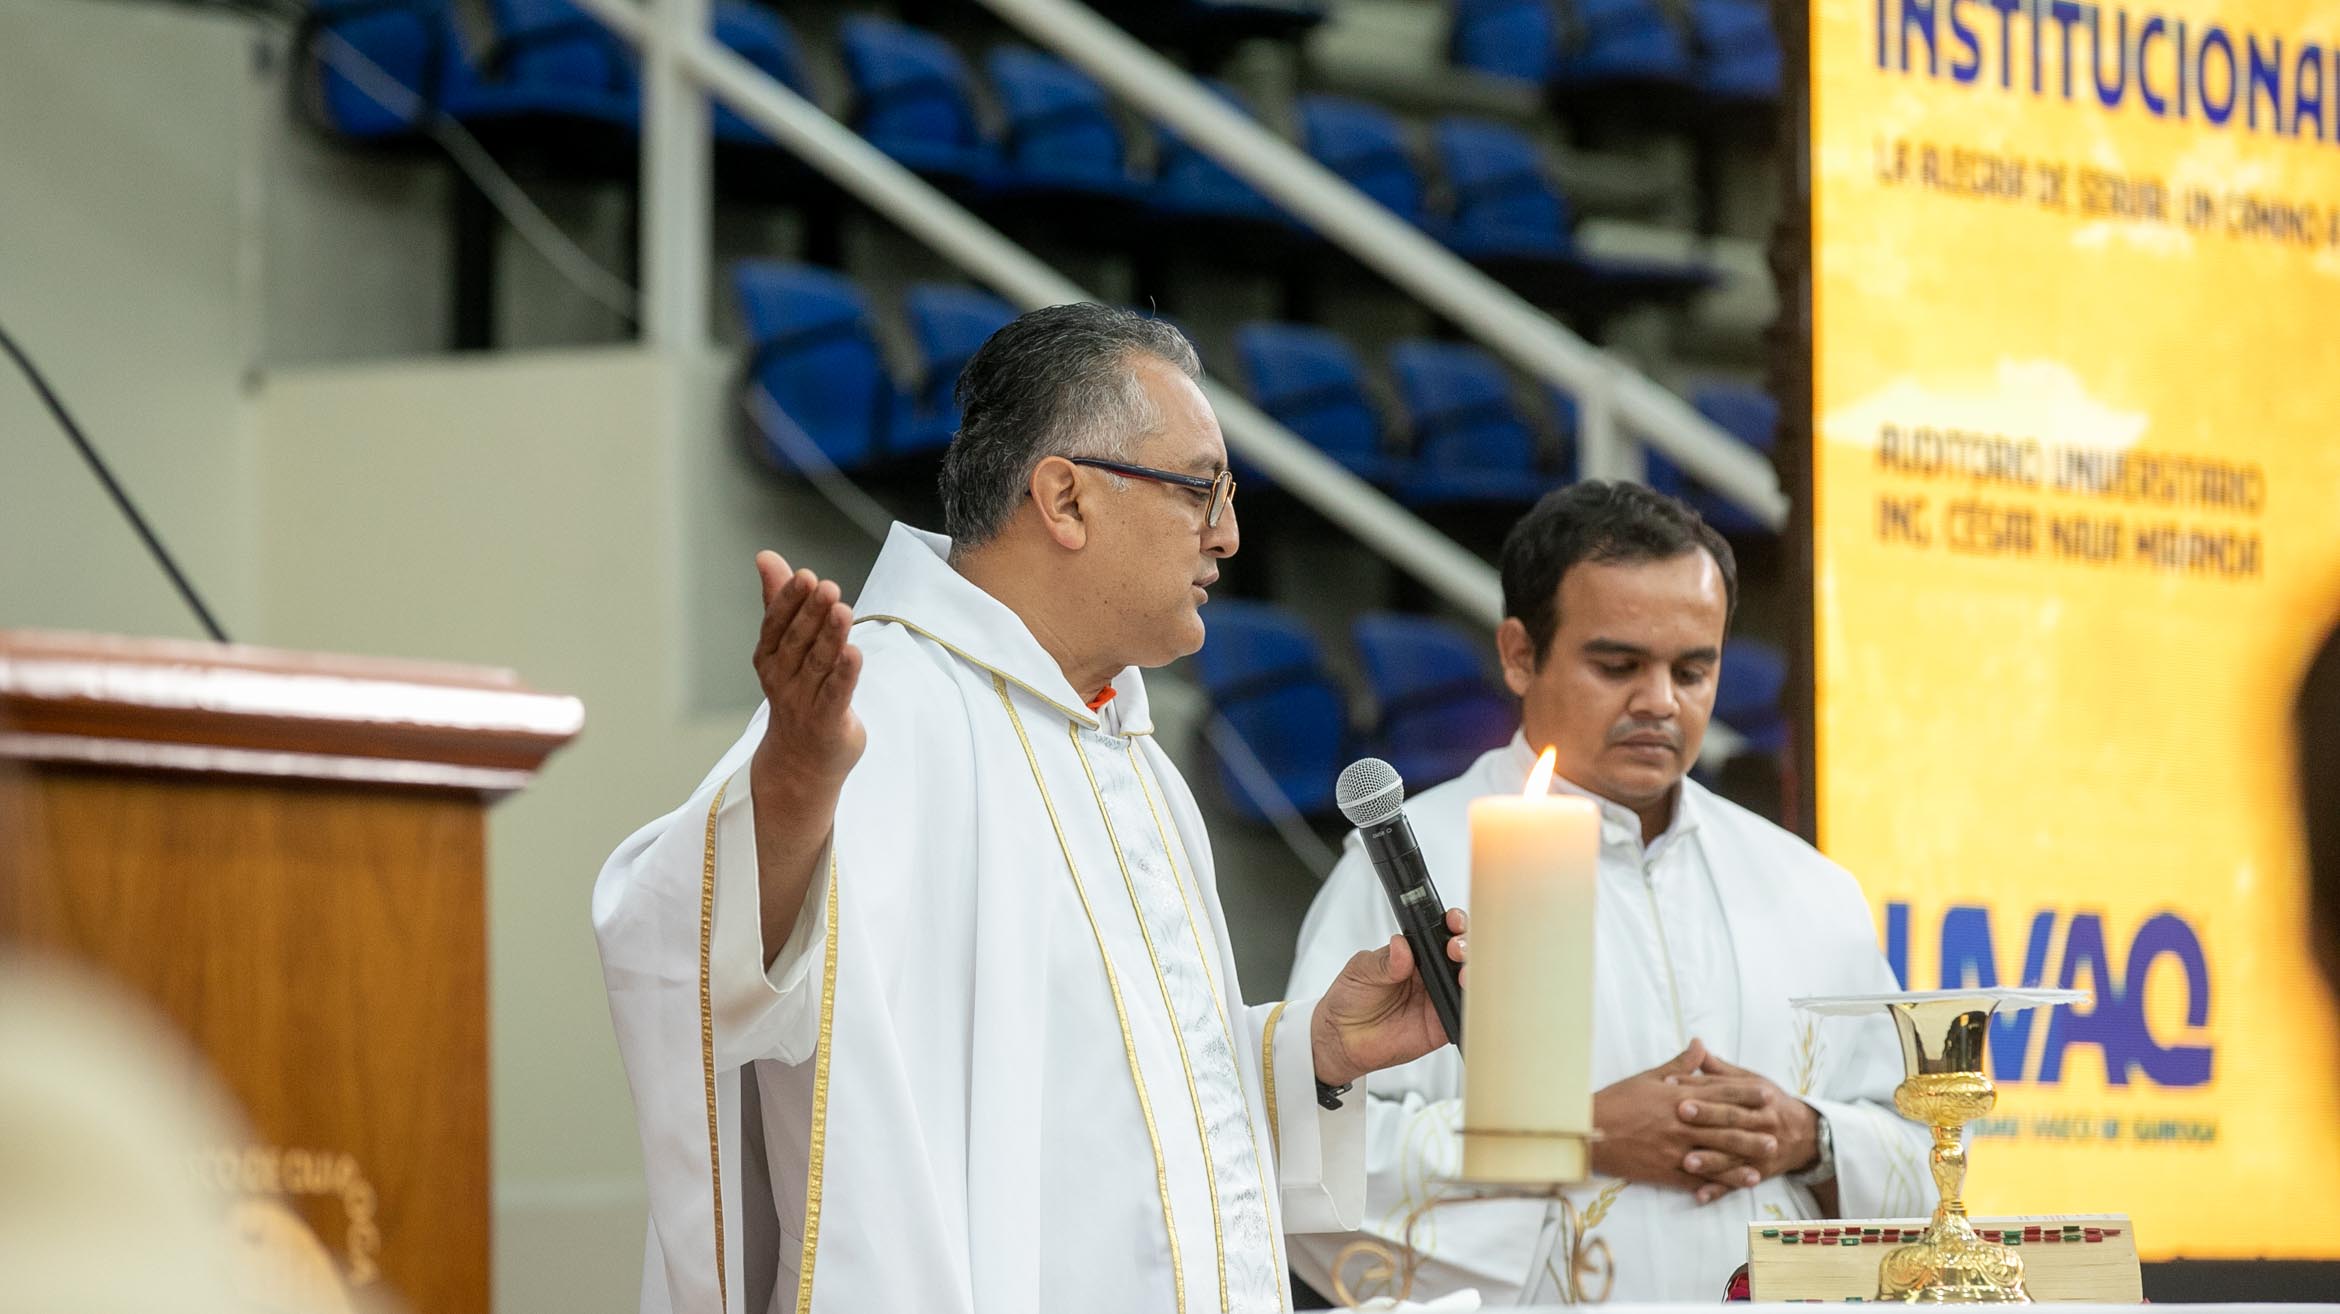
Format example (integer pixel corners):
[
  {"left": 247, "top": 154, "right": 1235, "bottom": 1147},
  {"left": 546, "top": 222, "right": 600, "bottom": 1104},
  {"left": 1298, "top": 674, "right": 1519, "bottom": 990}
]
[
  {"left": 751, "top": 551, "right": 866, "bottom": 792},
  {"left": 747, "top": 551, "right": 866, "bottom": 961}
]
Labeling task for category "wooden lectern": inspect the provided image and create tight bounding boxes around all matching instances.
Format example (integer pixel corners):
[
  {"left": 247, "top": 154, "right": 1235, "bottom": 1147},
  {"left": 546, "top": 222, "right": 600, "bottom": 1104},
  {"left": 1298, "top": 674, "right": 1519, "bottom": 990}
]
[{"left": 0, "top": 630, "right": 582, "bottom": 1314}]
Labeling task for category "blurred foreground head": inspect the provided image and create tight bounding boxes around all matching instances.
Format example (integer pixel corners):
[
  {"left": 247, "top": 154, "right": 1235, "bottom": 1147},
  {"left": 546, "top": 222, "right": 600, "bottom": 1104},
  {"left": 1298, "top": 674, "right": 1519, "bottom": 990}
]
[
  {"left": 2299, "top": 621, "right": 2340, "bottom": 1001},
  {"left": 0, "top": 959, "right": 358, "bottom": 1314}
]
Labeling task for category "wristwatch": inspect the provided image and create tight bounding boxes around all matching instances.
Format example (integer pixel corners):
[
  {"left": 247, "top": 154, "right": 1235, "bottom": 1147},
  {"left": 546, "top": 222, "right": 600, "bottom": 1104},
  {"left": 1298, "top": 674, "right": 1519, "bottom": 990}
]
[
  {"left": 1315, "top": 1077, "right": 1353, "bottom": 1110},
  {"left": 1788, "top": 1111, "right": 1837, "bottom": 1187}
]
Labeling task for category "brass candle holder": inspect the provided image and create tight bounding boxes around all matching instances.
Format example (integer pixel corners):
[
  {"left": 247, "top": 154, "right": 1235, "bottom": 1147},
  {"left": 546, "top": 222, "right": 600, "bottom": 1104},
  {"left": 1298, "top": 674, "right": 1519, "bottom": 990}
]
[
  {"left": 1328, "top": 1166, "right": 1618, "bottom": 1308},
  {"left": 1792, "top": 989, "right": 2087, "bottom": 1305}
]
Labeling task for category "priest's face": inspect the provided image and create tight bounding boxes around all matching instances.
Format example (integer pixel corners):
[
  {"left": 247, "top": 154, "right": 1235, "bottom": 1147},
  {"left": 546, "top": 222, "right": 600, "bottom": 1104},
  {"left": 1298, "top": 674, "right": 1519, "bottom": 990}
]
[
  {"left": 1498, "top": 551, "right": 1729, "bottom": 813},
  {"left": 1091, "top": 356, "right": 1240, "bottom": 665}
]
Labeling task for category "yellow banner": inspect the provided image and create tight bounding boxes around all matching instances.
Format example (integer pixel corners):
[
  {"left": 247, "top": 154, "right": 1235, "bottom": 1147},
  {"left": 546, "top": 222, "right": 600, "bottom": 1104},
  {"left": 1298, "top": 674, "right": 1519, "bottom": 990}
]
[{"left": 1810, "top": 0, "right": 2340, "bottom": 1259}]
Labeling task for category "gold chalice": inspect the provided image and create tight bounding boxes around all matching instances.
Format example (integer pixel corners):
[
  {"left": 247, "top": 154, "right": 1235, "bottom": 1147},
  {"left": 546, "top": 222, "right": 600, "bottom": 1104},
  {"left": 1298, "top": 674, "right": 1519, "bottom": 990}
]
[{"left": 1792, "top": 988, "right": 2088, "bottom": 1305}]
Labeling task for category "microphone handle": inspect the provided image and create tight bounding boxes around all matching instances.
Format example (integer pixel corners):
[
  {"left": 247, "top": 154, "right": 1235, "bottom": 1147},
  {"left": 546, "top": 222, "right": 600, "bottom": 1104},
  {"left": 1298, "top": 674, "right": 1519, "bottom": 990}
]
[
  {"left": 1394, "top": 893, "right": 1467, "bottom": 1055},
  {"left": 1360, "top": 815, "right": 1466, "bottom": 1053}
]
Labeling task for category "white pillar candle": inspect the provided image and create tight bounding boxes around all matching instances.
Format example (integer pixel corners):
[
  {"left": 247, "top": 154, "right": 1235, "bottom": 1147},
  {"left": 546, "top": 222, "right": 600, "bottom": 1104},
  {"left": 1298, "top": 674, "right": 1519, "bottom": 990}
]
[{"left": 1460, "top": 747, "right": 1601, "bottom": 1184}]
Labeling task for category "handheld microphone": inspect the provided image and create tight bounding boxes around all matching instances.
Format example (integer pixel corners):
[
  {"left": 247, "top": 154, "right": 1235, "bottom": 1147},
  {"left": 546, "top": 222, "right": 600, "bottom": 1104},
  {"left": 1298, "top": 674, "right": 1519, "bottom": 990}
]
[{"left": 1336, "top": 757, "right": 1464, "bottom": 1053}]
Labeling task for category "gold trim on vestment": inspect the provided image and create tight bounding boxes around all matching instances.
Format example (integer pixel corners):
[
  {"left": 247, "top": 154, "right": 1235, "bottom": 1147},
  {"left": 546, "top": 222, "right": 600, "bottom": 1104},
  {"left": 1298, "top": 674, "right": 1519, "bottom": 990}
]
[
  {"left": 698, "top": 784, "right": 730, "bottom": 1312},
  {"left": 1120, "top": 742, "right": 1238, "bottom": 1037},
  {"left": 1123, "top": 740, "right": 1290, "bottom": 1312},
  {"left": 1261, "top": 999, "right": 1291, "bottom": 1163},
  {"left": 794, "top": 849, "right": 841, "bottom": 1313},
  {"left": 1072, "top": 727, "right": 1232, "bottom": 1314},
  {"left": 996, "top": 678, "right": 1186, "bottom": 1314},
  {"left": 857, "top": 613, "right": 1102, "bottom": 728}
]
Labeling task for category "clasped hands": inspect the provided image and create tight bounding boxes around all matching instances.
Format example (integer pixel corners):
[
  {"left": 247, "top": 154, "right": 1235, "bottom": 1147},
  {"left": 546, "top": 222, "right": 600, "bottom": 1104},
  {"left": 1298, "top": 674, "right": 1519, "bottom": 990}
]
[{"left": 1590, "top": 1039, "right": 1821, "bottom": 1205}]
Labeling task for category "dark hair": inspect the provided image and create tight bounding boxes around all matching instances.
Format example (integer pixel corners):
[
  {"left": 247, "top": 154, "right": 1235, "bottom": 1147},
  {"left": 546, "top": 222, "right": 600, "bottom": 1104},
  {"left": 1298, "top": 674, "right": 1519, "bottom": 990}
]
[
  {"left": 1498, "top": 480, "right": 1739, "bottom": 664},
  {"left": 2298, "top": 620, "right": 2340, "bottom": 998},
  {"left": 939, "top": 303, "right": 1201, "bottom": 549}
]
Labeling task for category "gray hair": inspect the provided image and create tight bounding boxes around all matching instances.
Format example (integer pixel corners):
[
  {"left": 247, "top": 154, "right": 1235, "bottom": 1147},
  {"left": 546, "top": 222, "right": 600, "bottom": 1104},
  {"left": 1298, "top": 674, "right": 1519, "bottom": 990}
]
[{"left": 939, "top": 302, "right": 1202, "bottom": 549}]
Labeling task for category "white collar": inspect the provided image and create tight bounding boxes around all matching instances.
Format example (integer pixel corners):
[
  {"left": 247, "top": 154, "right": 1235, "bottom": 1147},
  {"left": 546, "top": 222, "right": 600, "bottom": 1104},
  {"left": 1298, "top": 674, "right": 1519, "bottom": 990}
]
[
  {"left": 852, "top": 523, "right": 1153, "bottom": 734},
  {"left": 1503, "top": 730, "right": 1701, "bottom": 849}
]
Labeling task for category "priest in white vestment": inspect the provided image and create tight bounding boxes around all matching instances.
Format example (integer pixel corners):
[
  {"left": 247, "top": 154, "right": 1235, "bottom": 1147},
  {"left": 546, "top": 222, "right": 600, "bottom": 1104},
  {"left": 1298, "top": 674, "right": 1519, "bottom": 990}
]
[
  {"left": 1288, "top": 483, "right": 1933, "bottom": 1305},
  {"left": 595, "top": 306, "right": 1467, "bottom": 1314}
]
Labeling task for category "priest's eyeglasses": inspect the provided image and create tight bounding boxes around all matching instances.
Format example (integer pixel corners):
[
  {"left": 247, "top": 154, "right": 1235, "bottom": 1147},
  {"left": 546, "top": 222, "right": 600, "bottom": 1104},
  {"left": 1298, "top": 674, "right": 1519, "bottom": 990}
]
[{"left": 1068, "top": 458, "right": 1237, "bottom": 528}]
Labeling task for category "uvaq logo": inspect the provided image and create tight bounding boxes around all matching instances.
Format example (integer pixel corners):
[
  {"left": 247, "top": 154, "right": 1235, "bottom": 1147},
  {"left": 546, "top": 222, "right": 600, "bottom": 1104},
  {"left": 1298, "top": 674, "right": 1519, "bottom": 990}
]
[{"left": 1882, "top": 904, "right": 2213, "bottom": 1088}]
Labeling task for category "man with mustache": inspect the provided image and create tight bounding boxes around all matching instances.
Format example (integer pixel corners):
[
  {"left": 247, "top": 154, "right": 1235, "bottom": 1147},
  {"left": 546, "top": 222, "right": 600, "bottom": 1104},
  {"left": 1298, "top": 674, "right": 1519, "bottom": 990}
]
[
  {"left": 596, "top": 305, "right": 1465, "bottom": 1314},
  {"left": 1287, "top": 482, "right": 1931, "bottom": 1304}
]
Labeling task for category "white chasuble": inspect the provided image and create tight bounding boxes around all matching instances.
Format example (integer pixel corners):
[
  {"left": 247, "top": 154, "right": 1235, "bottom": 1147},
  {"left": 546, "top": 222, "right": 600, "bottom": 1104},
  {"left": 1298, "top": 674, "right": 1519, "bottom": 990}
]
[{"left": 595, "top": 524, "right": 1362, "bottom": 1314}]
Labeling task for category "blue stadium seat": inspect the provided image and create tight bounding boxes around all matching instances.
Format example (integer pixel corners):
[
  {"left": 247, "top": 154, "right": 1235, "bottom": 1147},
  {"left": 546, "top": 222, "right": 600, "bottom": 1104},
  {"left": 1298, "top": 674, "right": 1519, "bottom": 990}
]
[
  {"left": 1387, "top": 341, "right": 1553, "bottom": 509},
  {"left": 1555, "top": 0, "right": 1695, "bottom": 88},
  {"left": 1447, "top": 0, "right": 1558, "bottom": 84},
  {"left": 1690, "top": 0, "right": 1783, "bottom": 102},
  {"left": 1297, "top": 96, "right": 1434, "bottom": 232},
  {"left": 460, "top": 0, "right": 640, "bottom": 127},
  {"left": 1714, "top": 636, "right": 1788, "bottom": 754},
  {"left": 1192, "top": 601, "right": 1351, "bottom": 822},
  {"left": 711, "top": 6, "right": 812, "bottom": 143},
  {"left": 1647, "top": 382, "right": 1779, "bottom": 537},
  {"left": 301, "top": 0, "right": 814, "bottom": 151},
  {"left": 303, "top": 0, "right": 472, "bottom": 139},
  {"left": 1432, "top": 115, "right": 1716, "bottom": 316},
  {"left": 1233, "top": 323, "right": 1400, "bottom": 485},
  {"left": 1698, "top": 380, "right": 1780, "bottom": 451},
  {"left": 840, "top": 16, "right": 998, "bottom": 188},
  {"left": 1149, "top": 82, "right": 1286, "bottom": 224},
  {"left": 1544, "top": 385, "right": 1581, "bottom": 467},
  {"left": 311, "top": 0, "right": 802, "bottom": 143},
  {"left": 902, "top": 284, "right": 1018, "bottom": 455},
  {"left": 1693, "top": 382, "right": 1781, "bottom": 534},
  {"left": 1353, "top": 613, "right": 1516, "bottom": 789},
  {"left": 732, "top": 262, "right": 906, "bottom": 473},
  {"left": 1434, "top": 116, "right": 1574, "bottom": 261},
  {"left": 985, "top": 47, "right": 1145, "bottom": 202},
  {"left": 1550, "top": 386, "right": 1581, "bottom": 433}
]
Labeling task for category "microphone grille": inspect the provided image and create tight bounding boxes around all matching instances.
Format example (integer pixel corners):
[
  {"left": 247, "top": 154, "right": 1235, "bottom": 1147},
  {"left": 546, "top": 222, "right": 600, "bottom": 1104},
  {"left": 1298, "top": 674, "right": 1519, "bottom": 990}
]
[{"left": 1335, "top": 758, "right": 1405, "bottom": 827}]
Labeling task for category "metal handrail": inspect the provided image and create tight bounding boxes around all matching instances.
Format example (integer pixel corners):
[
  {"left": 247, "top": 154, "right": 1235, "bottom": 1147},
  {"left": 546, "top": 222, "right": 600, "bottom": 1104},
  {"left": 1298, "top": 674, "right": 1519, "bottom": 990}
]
[
  {"left": 976, "top": 0, "right": 1785, "bottom": 529},
  {"left": 579, "top": 0, "right": 1504, "bottom": 619},
  {"left": 578, "top": 0, "right": 1789, "bottom": 612}
]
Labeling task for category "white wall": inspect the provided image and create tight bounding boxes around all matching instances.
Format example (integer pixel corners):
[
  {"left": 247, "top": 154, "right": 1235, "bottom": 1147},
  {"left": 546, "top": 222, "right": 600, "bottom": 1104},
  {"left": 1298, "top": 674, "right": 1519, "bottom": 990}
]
[
  {"left": 0, "top": 0, "right": 262, "bottom": 638},
  {"left": 247, "top": 344, "right": 923, "bottom": 1313}
]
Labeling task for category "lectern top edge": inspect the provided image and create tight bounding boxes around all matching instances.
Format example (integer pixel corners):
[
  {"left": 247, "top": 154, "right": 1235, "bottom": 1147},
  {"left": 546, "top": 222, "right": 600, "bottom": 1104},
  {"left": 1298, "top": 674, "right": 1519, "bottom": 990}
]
[{"left": 0, "top": 628, "right": 583, "bottom": 796}]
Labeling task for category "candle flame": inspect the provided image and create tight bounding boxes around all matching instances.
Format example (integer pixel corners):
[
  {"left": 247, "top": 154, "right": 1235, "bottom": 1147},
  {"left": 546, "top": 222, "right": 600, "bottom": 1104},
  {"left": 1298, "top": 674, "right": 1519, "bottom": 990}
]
[{"left": 1523, "top": 746, "right": 1557, "bottom": 797}]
